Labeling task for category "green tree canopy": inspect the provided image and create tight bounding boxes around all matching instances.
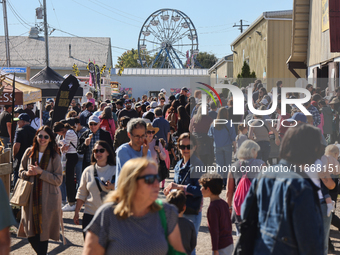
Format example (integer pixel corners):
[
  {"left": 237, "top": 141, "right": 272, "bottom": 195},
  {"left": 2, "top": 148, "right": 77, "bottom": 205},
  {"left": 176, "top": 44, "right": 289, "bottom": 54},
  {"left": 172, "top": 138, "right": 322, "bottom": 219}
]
[
  {"left": 195, "top": 52, "right": 218, "bottom": 69},
  {"left": 237, "top": 61, "right": 256, "bottom": 87}
]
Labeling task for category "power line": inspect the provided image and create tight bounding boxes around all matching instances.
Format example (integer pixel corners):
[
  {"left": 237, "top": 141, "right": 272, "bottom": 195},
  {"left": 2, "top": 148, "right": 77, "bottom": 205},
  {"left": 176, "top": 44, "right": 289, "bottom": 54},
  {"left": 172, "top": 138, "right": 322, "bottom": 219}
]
[
  {"left": 233, "top": 20, "right": 249, "bottom": 33},
  {"left": 86, "top": 0, "right": 141, "bottom": 23},
  {"left": 7, "top": 0, "right": 32, "bottom": 29},
  {"left": 49, "top": 0, "right": 61, "bottom": 29},
  {"left": 197, "top": 23, "right": 234, "bottom": 29},
  {"left": 199, "top": 27, "right": 238, "bottom": 34},
  {"left": 91, "top": 0, "right": 144, "bottom": 20},
  {"left": 70, "top": 0, "right": 140, "bottom": 28},
  {"left": 53, "top": 27, "right": 130, "bottom": 52}
]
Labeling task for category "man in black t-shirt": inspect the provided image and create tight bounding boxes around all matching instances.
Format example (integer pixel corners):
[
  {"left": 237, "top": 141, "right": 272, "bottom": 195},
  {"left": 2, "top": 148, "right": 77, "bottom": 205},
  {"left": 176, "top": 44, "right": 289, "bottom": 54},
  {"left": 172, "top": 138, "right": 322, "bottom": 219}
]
[
  {"left": 118, "top": 99, "right": 138, "bottom": 119},
  {"left": 24, "top": 103, "right": 35, "bottom": 121},
  {"left": 0, "top": 105, "right": 12, "bottom": 148},
  {"left": 12, "top": 113, "right": 36, "bottom": 186}
]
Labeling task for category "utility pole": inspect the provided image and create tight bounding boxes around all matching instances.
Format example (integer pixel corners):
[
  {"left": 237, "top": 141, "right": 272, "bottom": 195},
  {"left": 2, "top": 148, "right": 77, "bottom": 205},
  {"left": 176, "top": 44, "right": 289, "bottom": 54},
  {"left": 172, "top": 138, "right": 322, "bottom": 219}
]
[
  {"left": 233, "top": 19, "right": 249, "bottom": 33},
  {"left": 43, "top": 0, "right": 49, "bottom": 67},
  {"left": 2, "top": 0, "right": 10, "bottom": 67}
]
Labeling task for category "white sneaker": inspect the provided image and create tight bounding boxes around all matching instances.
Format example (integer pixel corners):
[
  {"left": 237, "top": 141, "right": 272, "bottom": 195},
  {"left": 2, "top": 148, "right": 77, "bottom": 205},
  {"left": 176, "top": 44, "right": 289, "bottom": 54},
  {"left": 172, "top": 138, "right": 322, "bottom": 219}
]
[{"left": 62, "top": 203, "right": 76, "bottom": 212}]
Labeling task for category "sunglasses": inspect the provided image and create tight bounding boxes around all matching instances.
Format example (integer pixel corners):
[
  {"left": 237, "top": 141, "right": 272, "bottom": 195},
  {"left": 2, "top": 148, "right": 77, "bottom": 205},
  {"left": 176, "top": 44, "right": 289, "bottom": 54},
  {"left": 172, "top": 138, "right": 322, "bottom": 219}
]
[
  {"left": 136, "top": 174, "right": 160, "bottom": 184},
  {"left": 89, "top": 123, "right": 98, "bottom": 126},
  {"left": 147, "top": 130, "right": 155, "bottom": 134},
  {"left": 93, "top": 148, "right": 106, "bottom": 154},
  {"left": 38, "top": 134, "right": 49, "bottom": 140},
  {"left": 179, "top": 144, "right": 193, "bottom": 150}
]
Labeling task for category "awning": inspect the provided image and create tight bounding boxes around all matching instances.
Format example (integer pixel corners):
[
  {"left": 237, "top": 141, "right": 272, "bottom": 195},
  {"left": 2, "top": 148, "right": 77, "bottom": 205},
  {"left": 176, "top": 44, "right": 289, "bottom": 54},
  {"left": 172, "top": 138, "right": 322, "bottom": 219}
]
[
  {"left": 2, "top": 78, "right": 42, "bottom": 104},
  {"left": 0, "top": 85, "right": 23, "bottom": 105},
  {"left": 286, "top": 0, "right": 310, "bottom": 78}
]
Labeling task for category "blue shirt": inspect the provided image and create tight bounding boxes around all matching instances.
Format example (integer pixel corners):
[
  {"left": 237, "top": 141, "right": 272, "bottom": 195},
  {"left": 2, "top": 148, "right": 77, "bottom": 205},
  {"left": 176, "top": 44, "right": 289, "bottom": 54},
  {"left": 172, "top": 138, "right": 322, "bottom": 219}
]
[
  {"left": 208, "top": 121, "right": 236, "bottom": 148},
  {"left": 115, "top": 143, "right": 151, "bottom": 188},
  {"left": 208, "top": 110, "right": 217, "bottom": 120},
  {"left": 152, "top": 117, "right": 170, "bottom": 144}
]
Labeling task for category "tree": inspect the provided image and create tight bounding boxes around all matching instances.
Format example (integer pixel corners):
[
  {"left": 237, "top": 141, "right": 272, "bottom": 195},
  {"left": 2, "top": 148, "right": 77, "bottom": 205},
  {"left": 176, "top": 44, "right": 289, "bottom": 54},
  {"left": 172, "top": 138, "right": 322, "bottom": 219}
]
[
  {"left": 195, "top": 52, "right": 217, "bottom": 69},
  {"left": 237, "top": 61, "right": 256, "bottom": 87},
  {"left": 115, "top": 48, "right": 154, "bottom": 68},
  {"left": 115, "top": 49, "right": 139, "bottom": 68}
]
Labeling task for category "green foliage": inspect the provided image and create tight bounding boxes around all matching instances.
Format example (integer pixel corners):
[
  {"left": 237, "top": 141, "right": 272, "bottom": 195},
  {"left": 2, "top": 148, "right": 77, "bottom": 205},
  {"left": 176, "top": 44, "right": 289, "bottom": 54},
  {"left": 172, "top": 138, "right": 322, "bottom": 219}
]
[
  {"left": 195, "top": 52, "right": 218, "bottom": 69},
  {"left": 237, "top": 61, "right": 256, "bottom": 87},
  {"left": 115, "top": 49, "right": 152, "bottom": 68}
]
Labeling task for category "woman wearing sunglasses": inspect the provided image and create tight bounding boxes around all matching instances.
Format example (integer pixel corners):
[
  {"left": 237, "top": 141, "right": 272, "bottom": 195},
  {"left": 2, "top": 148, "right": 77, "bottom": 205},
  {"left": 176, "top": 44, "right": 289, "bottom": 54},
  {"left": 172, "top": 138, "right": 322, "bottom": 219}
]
[
  {"left": 145, "top": 123, "right": 167, "bottom": 186},
  {"left": 83, "top": 157, "right": 185, "bottom": 255},
  {"left": 74, "top": 140, "right": 115, "bottom": 239},
  {"left": 17, "top": 126, "right": 63, "bottom": 255},
  {"left": 164, "top": 133, "right": 203, "bottom": 255}
]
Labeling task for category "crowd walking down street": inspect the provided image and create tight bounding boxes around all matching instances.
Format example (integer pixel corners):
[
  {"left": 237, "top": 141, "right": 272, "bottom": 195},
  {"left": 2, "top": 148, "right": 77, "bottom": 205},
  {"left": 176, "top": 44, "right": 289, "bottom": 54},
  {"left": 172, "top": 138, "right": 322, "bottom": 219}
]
[{"left": 3, "top": 82, "right": 340, "bottom": 255}]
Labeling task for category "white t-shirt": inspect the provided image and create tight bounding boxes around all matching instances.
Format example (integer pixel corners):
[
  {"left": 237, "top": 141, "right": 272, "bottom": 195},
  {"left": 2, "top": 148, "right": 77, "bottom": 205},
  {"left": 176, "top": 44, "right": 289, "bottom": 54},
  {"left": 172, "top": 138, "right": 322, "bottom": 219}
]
[{"left": 38, "top": 152, "right": 43, "bottom": 163}]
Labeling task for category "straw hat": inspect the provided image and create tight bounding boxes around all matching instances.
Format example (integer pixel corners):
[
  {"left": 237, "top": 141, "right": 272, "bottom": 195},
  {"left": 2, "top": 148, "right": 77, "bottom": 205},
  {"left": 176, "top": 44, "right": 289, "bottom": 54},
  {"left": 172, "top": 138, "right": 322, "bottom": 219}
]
[{"left": 146, "top": 123, "right": 159, "bottom": 134}]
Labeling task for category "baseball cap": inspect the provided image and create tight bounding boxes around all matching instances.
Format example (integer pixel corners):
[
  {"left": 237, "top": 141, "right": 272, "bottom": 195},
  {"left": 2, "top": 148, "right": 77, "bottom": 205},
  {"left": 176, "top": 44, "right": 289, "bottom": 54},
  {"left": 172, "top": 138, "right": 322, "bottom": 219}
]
[
  {"left": 287, "top": 112, "right": 307, "bottom": 123},
  {"left": 88, "top": 115, "right": 100, "bottom": 124},
  {"left": 181, "top": 87, "right": 189, "bottom": 92},
  {"left": 135, "top": 103, "right": 141, "bottom": 108},
  {"left": 125, "top": 99, "right": 132, "bottom": 104},
  {"left": 14, "top": 113, "right": 30, "bottom": 122},
  {"left": 150, "top": 101, "right": 158, "bottom": 109},
  {"left": 160, "top": 88, "right": 166, "bottom": 93},
  {"left": 144, "top": 101, "right": 150, "bottom": 106}
]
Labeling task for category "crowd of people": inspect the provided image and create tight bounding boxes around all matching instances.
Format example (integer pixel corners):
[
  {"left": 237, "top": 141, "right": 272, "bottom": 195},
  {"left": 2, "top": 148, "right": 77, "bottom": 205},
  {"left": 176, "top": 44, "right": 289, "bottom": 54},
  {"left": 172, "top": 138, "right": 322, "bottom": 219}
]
[{"left": 1, "top": 82, "right": 340, "bottom": 255}]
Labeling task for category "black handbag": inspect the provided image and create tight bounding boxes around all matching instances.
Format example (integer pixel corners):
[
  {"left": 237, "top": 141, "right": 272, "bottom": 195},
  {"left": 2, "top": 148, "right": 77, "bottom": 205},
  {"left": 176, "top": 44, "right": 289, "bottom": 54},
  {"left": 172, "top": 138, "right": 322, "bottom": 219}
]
[
  {"left": 155, "top": 140, "right": 168, "bottom": 181},
  {"left": 181, "top": 167, "right": 202, "bottom": 215}
]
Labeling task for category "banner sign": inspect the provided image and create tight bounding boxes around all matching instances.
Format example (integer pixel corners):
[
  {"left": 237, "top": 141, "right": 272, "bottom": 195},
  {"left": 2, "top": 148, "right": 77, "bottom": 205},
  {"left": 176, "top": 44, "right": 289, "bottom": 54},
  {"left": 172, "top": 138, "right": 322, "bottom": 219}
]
[
  {"left": 51, "top": 75, "right": 80, "bottom": 127},
  {"left": 1, "top": 67, "right": 27, "bottom": 73}
]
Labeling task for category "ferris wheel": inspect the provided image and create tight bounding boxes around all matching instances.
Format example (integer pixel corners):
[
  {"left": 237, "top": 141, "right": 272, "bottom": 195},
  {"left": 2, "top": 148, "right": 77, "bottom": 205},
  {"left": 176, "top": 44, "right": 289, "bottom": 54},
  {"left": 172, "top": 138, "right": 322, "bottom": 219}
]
[{"left": 138, "top": 9, "right": 199, "bottom": 69}]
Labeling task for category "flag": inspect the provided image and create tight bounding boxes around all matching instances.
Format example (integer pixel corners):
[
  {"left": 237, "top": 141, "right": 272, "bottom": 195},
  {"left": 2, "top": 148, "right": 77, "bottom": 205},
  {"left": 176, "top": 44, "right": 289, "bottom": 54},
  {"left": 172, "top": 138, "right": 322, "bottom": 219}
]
[{"left": 51, "top": 75, "right": 80, "bottom": 127}]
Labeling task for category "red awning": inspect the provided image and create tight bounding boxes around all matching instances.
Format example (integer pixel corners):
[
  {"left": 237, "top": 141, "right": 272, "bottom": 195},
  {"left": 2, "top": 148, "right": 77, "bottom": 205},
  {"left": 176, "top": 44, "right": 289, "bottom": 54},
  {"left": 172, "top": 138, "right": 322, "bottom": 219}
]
[{"left": 0, "top": 85, "right": 23, "bottom": 105}]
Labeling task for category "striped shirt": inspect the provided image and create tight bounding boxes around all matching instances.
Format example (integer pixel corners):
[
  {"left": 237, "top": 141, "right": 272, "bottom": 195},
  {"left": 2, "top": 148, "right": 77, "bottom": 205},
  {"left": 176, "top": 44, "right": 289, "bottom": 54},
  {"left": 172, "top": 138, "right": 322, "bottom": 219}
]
[{"left": 64, "top": 129, "right": 78, "bottom": 154}]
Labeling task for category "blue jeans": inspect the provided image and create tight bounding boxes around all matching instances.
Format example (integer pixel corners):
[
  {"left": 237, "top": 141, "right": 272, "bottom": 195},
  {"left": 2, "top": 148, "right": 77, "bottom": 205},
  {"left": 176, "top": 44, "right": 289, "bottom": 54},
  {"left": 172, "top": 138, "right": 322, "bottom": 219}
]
[
  {"left": 60, "top": 175, "right": 67, "bottom": 203},
  {"left": 321, "top": 203, "right": 332, "bottom": 255},
  {"left": 256, "top": 141, "right": 271, "bottom": 164},
  {"left": 214, "top": 144, "right": 233, "bottom": 184},
  {"left": 75, "top": 157, "right": 83, "bottom": 189},
  {"left": 184, "top": 211, "right": 202, "bottom": 255}
]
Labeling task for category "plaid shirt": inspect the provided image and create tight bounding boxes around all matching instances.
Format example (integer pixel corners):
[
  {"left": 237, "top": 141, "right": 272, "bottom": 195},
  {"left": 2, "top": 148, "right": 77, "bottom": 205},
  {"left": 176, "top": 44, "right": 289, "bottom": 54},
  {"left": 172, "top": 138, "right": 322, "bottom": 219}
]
[
  {"left": 308, "top": 105, "right": 321, "bottom": 127},
  {"left": 85, "top": 129, "right": 101, "bottom": 163}
]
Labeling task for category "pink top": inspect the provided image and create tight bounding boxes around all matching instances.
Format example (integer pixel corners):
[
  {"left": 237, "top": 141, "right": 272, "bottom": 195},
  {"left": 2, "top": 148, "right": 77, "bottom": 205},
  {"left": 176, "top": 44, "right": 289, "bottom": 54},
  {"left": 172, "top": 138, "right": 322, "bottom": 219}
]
[
  {"left": 88, "top": 98, "right": 95, "bottom": 105},
  {"left": 164, "top": 148, "right": 170, "bottom": 169},
  {"left": 318, "top": 113, "right": 324, "bottom": 134}
]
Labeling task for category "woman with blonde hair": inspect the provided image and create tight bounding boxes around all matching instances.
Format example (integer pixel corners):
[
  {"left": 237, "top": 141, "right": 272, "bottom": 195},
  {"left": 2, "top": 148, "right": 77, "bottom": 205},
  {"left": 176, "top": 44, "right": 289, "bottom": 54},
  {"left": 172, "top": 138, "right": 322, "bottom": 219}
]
[
  {"left": 83, "top": 157, "right": 185, "bottom": 255},
  {"left": 226, "top": 140, "right": 265, "bottom": 235}
]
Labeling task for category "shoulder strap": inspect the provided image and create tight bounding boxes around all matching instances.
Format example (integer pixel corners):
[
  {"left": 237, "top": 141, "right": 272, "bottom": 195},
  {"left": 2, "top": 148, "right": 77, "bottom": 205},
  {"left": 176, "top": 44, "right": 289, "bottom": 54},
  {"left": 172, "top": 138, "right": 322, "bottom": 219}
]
[
  {"left": 263, "top": 122, "right": 270, "bottom": 133},
  {"left": 93, "top": 164, "right": 103, "bottom": 193},
  {"left": 155, "top": 200, "right": 168, "bottom": 238},
  {"left": 181, "top": 165, "right": 191, "bottom": 184}
]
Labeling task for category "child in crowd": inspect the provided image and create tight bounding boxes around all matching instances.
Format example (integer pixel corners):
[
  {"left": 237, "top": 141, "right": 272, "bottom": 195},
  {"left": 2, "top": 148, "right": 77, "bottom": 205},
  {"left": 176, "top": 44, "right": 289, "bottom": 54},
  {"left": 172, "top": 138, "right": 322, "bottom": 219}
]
[
  {"left": 199, "top": 173, "right": 233, "bottom": 255},
  {"left": 235, "top": 125, "right": 248, "bottom": 160},
  {"left": 166, "top": 190, "right": 197, "bottom": 255},
  {"left": 159, "top": 138, "right": 170, "bottom": 189},
  {"left": 86, "top": 92, "right": 95, "bottom": 105}
]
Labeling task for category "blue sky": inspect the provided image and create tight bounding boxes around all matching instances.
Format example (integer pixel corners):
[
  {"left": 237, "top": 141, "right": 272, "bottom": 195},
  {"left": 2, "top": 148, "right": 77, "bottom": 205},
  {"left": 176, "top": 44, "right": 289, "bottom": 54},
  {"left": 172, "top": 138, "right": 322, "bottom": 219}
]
[{"left": 1, "top": 0, "right": 293, "bottom": 66}]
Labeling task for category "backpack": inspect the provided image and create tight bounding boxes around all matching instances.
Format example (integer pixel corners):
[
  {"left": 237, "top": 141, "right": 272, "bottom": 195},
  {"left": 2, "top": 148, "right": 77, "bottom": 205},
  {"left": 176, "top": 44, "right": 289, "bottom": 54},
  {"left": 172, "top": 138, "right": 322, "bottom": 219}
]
[
  {"left": 233, "top": 162, "right": 252, "bottom": 216},
  {"left": 100, "top": 118, "right": 111, "bottom": 134}
]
